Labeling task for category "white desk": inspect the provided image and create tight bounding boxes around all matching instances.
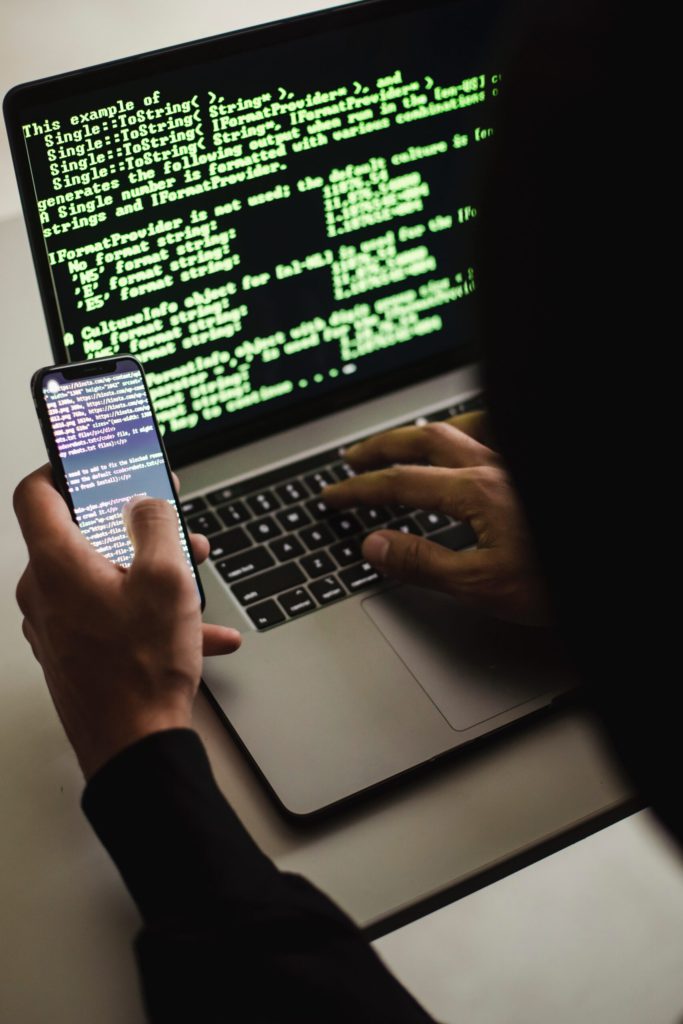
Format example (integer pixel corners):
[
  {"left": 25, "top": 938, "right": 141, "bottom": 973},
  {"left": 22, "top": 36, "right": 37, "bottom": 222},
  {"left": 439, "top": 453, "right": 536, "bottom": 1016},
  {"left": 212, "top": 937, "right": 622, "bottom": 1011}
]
[{"left": 0, "top": 211, "right": 636, "bottom": 1022}]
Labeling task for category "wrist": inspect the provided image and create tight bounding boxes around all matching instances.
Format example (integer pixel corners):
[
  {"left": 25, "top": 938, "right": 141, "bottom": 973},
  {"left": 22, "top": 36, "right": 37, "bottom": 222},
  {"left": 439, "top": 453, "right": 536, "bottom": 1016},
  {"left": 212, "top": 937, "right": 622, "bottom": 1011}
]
[{"left": 75, "top": 704, "right": 193, "bottom": 780}]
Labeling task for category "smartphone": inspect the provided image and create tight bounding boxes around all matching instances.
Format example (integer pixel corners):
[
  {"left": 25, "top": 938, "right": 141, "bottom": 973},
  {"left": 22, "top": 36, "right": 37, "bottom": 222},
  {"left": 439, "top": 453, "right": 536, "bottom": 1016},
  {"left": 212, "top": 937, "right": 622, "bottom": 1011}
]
[{"left": 31, "top": 355, "right": 205, "bottom": 608}]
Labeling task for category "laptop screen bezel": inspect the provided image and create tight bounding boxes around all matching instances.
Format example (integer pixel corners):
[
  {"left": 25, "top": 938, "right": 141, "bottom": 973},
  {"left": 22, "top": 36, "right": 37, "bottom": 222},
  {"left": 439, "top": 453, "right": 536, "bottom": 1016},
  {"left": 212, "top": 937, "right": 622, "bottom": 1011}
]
[{"left": 4, "top": 0, "right": 480, "bottom": 469}]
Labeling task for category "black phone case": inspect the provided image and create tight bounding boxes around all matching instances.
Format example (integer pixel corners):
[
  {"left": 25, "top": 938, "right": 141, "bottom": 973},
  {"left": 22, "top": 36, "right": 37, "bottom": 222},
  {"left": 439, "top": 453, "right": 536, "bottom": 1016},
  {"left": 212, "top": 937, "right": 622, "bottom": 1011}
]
[{"left": 31, "top": 355, "right": 206, "bottom": 610}]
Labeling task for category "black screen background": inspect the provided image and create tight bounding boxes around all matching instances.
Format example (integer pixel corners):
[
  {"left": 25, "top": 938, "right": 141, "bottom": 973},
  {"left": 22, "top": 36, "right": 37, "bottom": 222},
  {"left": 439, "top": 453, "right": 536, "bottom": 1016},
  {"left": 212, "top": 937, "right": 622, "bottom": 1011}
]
[{"left": 14, "top": 0, "right": 502, "bottom": 464}]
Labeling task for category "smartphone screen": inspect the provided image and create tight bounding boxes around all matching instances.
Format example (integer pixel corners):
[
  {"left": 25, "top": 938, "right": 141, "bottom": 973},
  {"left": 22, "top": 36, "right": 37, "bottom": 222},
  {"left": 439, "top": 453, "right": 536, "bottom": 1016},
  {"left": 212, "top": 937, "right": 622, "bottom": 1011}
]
[{"left": 34, "top": 356, "right": 203, "bottom": 602}]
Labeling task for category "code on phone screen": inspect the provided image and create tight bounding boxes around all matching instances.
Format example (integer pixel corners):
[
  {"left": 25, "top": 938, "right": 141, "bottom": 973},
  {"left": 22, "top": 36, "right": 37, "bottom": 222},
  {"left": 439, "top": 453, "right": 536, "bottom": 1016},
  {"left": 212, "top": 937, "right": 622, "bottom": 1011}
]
[{"left": 42, "top": 366, "right": 192, "bottom": 569}]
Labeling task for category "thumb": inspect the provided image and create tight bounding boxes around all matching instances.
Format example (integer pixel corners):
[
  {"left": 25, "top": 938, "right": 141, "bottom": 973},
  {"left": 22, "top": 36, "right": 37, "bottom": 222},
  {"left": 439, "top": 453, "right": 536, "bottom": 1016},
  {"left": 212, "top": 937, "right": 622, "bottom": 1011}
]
[
  {"left": 123, "top": 497, "right": 185, "bottom": 570},
  {"left": 362, "top": 529, "right": 480, "bottom": 598}
]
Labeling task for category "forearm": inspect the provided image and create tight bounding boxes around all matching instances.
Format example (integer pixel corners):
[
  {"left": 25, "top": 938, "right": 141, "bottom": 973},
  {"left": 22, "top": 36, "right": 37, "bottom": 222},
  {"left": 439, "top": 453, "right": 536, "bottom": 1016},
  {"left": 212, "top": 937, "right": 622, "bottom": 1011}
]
[{"left": 83, "top": 729, "right": 433, "bottom": 1023}]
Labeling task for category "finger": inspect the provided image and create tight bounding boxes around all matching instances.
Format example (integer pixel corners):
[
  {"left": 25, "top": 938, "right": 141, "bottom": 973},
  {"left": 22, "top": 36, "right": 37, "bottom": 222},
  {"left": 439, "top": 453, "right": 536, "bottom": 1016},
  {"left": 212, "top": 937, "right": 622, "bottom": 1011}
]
[
  {"left": 323, "top": 465, "right": 477, "bottom": 518},
  {"left": 445, "top": 410, "right": 492, "bottom": 445},
  {"left": 15, "top": 565, "right": 35, "bottom": 617},
  {"left": 362, "top": 530, "right": 483, "bottom": 598},
  {"left": 202, "top": 623, "right": 242, "bottom": 656},
  {"left": 189, "top": 532, "right": 210, "bottom": 564},
  {"left": 124, "top": 497, "right": 186, "bottom": 573},
  {"left": 343, "top": 421, "right": 494, "bottom": 472},
  {"left": 21, "top": 617, "right": 40, "bottom": 660},
  {"left": 13, "top": 465, "right": 82, "bottom": 553},
  {"left": 172, "top": 472, "right": 180, "bottom": 493}
]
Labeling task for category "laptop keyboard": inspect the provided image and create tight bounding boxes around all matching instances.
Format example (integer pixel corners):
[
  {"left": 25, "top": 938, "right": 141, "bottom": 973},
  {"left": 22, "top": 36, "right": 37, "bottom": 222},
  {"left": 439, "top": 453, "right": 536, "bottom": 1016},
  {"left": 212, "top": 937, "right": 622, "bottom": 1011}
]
[{"left": 182, "top": 394, "right": 484, "bottom": 631}]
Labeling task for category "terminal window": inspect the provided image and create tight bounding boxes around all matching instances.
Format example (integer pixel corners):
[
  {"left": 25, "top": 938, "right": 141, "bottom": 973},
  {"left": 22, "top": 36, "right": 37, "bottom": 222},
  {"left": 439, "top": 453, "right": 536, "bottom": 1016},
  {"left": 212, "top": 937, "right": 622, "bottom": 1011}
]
[{"left": 20, "top": 0, "right": 501, "bottom": 452}]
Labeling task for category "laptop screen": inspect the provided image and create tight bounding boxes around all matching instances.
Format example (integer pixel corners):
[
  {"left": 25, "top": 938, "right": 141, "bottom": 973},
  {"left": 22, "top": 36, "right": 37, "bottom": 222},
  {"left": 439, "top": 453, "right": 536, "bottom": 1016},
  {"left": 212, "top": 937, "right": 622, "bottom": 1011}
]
[{"left": 7, "top": 0, "right": 502, "bottom": 465}]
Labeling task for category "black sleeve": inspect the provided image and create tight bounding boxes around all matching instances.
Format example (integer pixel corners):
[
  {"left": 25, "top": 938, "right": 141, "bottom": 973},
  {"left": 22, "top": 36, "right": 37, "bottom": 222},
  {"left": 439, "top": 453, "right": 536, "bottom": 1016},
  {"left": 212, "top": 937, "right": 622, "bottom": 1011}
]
[{"left": 82, "top": 728, "right": 434, "bottom": 1024}]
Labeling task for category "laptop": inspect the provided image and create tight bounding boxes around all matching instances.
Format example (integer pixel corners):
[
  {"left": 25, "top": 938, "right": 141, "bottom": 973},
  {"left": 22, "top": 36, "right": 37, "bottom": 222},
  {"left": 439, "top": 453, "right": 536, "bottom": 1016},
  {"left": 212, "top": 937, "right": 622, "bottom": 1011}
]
[{"left": 5, "top": 0, "right": 572, "bottom": 816}]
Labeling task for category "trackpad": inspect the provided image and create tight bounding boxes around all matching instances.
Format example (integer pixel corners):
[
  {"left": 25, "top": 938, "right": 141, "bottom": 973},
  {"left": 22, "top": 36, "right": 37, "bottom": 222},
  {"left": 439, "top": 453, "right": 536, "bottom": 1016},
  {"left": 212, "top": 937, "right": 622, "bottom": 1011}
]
[{"left": 363, "top": 584, "right": 573, "bottom": 731}]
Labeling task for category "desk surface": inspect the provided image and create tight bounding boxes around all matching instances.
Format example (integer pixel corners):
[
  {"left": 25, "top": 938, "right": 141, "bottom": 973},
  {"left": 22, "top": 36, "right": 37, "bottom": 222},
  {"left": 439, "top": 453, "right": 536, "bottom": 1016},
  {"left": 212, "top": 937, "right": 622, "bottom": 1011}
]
[{"left": 0, "top": 213, "right": 635, "bottom": 1023}]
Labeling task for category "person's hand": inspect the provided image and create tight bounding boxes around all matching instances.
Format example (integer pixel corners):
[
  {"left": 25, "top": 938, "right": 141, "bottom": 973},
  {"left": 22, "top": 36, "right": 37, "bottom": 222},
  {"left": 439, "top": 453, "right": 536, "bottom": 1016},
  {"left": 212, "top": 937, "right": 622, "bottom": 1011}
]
[
  {"left": 322, "top": 413, "right": 549, "bottom": 625},
  {"left": 14, "top": 466, "right": 241, "bottom": 779}
]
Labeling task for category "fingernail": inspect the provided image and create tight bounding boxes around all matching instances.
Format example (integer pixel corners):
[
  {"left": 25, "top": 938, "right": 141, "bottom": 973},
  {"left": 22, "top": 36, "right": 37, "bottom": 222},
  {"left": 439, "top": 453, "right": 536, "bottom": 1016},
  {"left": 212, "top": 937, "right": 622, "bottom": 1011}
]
[
  {"left": 363, "top": 532, "right": 390, "bottom": 565},
  {"left": 122, "top": 495, "right": 145, "bottom": 522}
]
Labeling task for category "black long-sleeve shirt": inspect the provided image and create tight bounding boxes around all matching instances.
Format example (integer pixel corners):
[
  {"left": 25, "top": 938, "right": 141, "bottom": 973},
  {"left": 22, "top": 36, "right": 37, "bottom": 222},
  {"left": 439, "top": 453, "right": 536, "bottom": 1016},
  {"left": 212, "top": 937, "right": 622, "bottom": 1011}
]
[{"left": 82, "top": 728, "right": 435, "bottom": 1023}]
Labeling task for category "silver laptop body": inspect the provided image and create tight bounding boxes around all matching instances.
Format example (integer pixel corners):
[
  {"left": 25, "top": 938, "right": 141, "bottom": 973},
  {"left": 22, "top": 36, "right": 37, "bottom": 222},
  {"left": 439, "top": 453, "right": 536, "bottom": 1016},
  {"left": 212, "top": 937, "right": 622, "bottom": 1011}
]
[{"left": 183, "top": 363, "right": 571, "bottom": 815}]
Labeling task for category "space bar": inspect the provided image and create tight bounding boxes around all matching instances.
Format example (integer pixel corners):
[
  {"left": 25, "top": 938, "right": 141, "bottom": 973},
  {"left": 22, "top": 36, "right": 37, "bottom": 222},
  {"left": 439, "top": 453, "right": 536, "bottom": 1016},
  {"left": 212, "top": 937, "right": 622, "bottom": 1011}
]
[{"left": 231, "top": 563, "right": 305, "bottom": 606}]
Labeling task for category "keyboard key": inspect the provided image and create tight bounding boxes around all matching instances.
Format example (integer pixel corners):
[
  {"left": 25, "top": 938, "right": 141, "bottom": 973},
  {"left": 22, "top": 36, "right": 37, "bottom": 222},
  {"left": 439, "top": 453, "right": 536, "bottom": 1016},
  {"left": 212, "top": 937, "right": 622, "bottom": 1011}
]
[
  {"left": 416, "top": 511, "right": 451, "bottom": 533},
  {"left": 275, "top": 479, "right": 309, "bottom": 504},
  {"left": 187, "top": 510, "right": 222, "bottom": 535},
  {"left": 209, "top": 527, "right": 253, "bottom": 560},
  {"left": 206, "top": 484, "right": 236, "bottom": 506},
  {"left": 300, "top": 523, "right": 335, "bottom": 550},
  {"left": 216, "top": 547, "right": 274, "bottom": 583},
  {"left": 247, "top": 599, "right": 286, "bottom": 630},
  {"left": 432, "top": 522, "right": 477, "bottom": 550},
  {"left": 331, "top": 461, "right": 355, "bottom": 481},
  {"left": 386, "top": 516, "right": 423, "bottom": 536},
  {"left": 306, "top": 497, "right": 333, "bottom": 520},
  {"left": 309, "top": 575, "right": 346, "bottom": 604},
  {"left": 247, "top": 516, "right": 282, "bottom": 543},
  {"left": 300, "top": 552, "right": 335, "bottom": 578},
  {"left": 232, "top": 563, "right": 306, "bottom": 605},
  {"left": 279, "top": 587, "right": 316, "bottom": 617},
  {"left": 329, "top": 512, "right": 362, "bottom": 539},
  {"left": 429, "top": 393, "right": 485, "bottom": 421},
  {"left": 276, "top": 506, "right": 312, "bottom": 532},
  {"left": 304, "top": 469, "right": 334, "bottom": 493},
  {"left": 339, "top": 561, "right": 383, "bottom": 593},
  {"left": 331, "top": 539, "right": 363, "bottom": 567},
  {"left": 247, "top": 491, "right": 280, "bottom": 516},
  {"left": 180, "top": 496, "right": 207, "bottom": 517},
  {"left": 270, "top": 536, "right": 305, "bottom": 562},
  {"left": 217, "top": 501, "right": 251, "bottom": 526},
  {"left": 455, "top": 392, "right": 485, "bottom": 414},
  {"left": 358, "top": 506, "right": 391, "bottom": 528}
]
